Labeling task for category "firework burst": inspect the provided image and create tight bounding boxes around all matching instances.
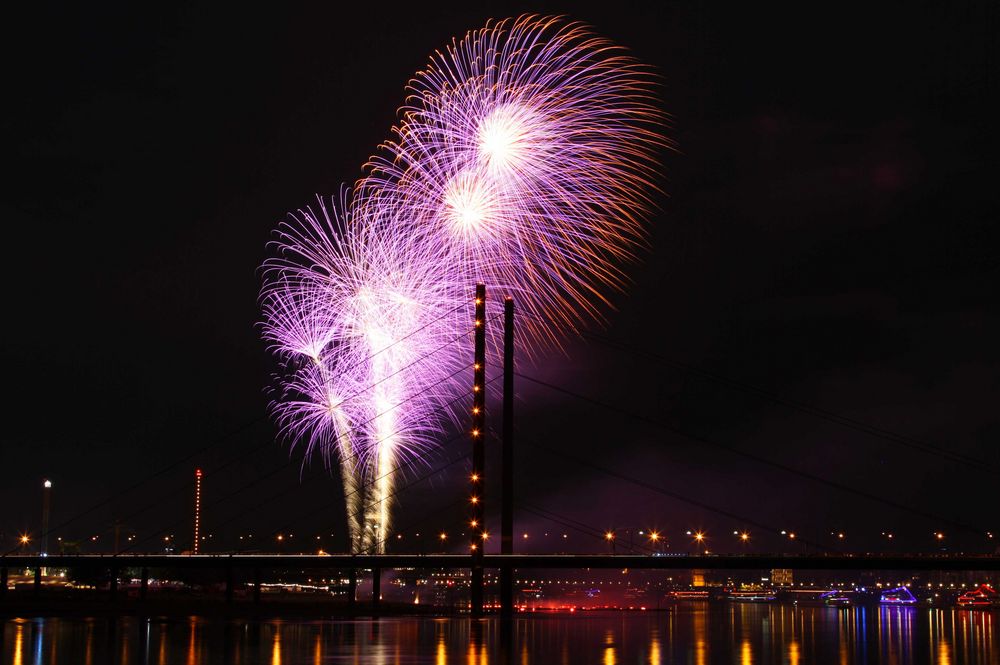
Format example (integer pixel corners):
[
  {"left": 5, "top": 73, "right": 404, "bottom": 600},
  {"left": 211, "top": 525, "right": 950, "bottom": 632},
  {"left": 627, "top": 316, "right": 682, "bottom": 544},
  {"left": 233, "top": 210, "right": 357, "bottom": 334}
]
[
  {"left": 362, "top": 14, "right": 666, "bottom": 346},
  {"left": 261, "top": 15, "right": 664, "bottom": 553},
  {"left": 262, "top": 193, "right": 466, "bottom": 552}
]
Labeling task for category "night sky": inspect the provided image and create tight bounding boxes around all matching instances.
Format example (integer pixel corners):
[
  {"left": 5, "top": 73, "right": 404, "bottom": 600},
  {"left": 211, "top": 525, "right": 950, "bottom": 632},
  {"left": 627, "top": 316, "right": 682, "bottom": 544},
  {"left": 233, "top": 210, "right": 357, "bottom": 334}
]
[{"left": 3, "top": 2, "right": 996, "bottom": 556}]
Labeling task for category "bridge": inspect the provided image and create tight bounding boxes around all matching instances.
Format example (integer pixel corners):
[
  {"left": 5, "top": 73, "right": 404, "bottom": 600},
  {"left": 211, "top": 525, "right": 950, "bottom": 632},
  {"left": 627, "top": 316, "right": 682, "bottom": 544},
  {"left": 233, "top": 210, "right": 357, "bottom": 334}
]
[
  {"left": 4, "top": 553, "right": 1000, "bottom": 571},
  {"left": 3, "top": 552, "right": 997, "bottom": 609}
]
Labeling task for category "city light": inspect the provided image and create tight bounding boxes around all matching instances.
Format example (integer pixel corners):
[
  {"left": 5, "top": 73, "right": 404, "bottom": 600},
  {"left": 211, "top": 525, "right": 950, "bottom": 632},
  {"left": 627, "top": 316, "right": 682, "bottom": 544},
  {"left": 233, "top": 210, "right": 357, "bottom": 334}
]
[
  {"left": 19, "top": 534, "right": 30, "bottom": 545},
  {"left": 694, "top": 532, "right": 705, "bottom": 543},
  {"left": 739, "top": 532, "right": 750, "bottom": 542},
  {"left": 43, "top": 479, "right": 52, "bottom": 489},
  {"left": 605, "top": 531, "right": 615, "bottom": 541}
]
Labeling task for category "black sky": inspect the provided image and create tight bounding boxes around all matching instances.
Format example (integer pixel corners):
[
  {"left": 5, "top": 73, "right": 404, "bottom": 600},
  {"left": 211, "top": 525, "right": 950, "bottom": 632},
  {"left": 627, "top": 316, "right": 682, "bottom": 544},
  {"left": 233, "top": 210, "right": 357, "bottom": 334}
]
[{"left": 2, "top": 1, "right": 997, "bottom": 555}]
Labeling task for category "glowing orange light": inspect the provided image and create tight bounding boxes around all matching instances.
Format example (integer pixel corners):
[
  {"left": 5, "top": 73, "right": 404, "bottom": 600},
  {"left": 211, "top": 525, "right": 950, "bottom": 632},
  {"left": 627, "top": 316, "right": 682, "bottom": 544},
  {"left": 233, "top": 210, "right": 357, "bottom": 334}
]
[
  {"left": 740, "top": 532, "right": 750, "bottom": 542},
  {"left": 470, "top": 496, "right": 479, "bottom": 504},
  {"left": 470, "top": 520, "right": 479, "bottom": 528},
  {"left": 605, "top": 532, "right": 615, "bottom": 541},
  {"left": 439, "top": 532, "right": 447, "bottom": 540},
  {"left": 19, "top": 534, "right": 30, "bottom": 545},
  {"left": 694, "top": 532, "right": 705, "bottom": 542},
  {"left": 471, "top": 473, "right": 479, "bottom": 481}
]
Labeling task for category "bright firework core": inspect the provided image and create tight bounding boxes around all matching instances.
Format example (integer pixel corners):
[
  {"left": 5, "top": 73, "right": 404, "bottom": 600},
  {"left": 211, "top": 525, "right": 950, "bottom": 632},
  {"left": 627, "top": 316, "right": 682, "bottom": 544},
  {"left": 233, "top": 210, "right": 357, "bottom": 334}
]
[
  {"left": 443, "top": 170, "right": 498, "bottom": 240},
  {"left": 477, "top": 103, "right": 541, "bottom": 178}
]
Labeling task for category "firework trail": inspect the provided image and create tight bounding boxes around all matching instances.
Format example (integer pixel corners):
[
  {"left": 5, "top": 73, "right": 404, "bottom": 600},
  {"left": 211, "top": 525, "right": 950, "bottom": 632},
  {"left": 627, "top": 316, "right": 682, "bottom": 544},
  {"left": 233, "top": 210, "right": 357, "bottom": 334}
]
[{"left": 261, "top": 15, "right": 664, "bottom": 552}]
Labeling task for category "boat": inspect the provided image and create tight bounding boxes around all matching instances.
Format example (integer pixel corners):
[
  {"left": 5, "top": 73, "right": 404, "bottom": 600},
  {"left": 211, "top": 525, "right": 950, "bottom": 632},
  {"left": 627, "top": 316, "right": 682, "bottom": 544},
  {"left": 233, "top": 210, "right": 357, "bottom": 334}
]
[
  {"left": 820, "top": 590, "right": 855, "bottom": 606},
  {"left": 956, "top": 584, "right": 999, "bottom": 608},
  {"left": 726, "top": 586, "right": 776, "bottom": 603},
  {"left": 879, "top": 586, "right": 917, "bottom": 605},
  {"left": 665, "top": 590, "right": 709, "bottom": 601}
]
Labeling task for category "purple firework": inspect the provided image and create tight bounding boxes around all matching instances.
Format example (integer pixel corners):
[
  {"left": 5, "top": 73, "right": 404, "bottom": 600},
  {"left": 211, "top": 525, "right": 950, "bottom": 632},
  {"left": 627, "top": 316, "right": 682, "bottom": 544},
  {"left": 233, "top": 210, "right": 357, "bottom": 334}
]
[
  {"left": 261, "top": 15, "right": 664, "bottom": 552},
  {"left": 262, "top": 193, "right": 466, "bottom": 552},
  {"left": 362, "top": 14, "right": 667, "bottom": 347}
]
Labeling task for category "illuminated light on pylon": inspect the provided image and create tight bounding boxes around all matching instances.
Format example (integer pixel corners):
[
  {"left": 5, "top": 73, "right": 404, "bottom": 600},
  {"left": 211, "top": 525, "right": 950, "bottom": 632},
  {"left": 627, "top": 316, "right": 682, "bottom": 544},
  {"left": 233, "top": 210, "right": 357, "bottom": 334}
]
[{"left": 193, "top": 468, "right": 203, "bottom": 554}]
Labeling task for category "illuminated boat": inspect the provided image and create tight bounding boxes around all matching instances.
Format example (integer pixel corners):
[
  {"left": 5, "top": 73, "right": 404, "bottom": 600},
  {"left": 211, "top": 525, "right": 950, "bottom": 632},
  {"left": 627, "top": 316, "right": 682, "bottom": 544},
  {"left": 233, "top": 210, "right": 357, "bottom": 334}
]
[
  {"left": 956, "top": 584, "right": 998, "bottom": 608},
  {"left": 879, "top": 586, "right": 917, "bottom": 605},
  {"left": 726, "top": 587, "right": 776, "bottom": 603},
  {"left": 820, "top": 590, "right": 855, "bottom": 606}
]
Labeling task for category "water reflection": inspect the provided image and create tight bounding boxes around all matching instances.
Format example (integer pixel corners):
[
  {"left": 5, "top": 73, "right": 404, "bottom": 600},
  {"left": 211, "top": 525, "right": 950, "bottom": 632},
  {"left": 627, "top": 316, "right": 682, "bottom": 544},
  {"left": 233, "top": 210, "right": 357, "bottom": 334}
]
[
  {"left": 13, "top": 622, "right": 23, "bottom": 665},
  {"left": 648, "top": 628, "right": 661, "bottom": 665},
  {"left": 271, "top": 623, "right": 282, "bottom": 665},
  {"left": 788, "top": 639, "right": 800, "bottom": 665},
  {"left": 1, "top": 606, "right": 998, "bottom": 664}
]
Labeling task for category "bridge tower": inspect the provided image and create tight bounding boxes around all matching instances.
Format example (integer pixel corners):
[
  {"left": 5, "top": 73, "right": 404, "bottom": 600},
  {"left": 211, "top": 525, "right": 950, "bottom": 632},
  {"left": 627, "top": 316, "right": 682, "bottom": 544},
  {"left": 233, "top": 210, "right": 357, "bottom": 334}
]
[{"left": 470, "top": 284, "right": 486, "bottom": 614}]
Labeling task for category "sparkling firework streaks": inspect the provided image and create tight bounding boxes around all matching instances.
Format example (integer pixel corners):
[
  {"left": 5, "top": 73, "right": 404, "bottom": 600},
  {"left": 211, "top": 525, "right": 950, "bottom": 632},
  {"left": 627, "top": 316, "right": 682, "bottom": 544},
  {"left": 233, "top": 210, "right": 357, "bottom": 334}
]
[
  {"left": 362, "top": 14, "right": 666, "bottom": 346},
  {"left": 261, "top": 15, "right": 665, "bottom": 553}
]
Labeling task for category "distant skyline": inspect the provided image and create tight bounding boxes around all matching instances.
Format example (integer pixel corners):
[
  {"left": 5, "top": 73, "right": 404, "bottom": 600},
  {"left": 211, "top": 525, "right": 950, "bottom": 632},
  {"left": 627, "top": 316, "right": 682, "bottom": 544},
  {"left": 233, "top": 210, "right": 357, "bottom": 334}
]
[{"left": 2, "top": 2, "right": 996, "bottom": 555}]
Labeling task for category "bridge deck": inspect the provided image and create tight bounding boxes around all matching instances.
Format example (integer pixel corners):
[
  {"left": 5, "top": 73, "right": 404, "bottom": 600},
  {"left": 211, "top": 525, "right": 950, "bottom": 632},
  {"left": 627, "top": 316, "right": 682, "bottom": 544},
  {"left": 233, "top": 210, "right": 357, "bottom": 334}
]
[{"left": 3, "top": 554, "right": 998, "bottom": 571}]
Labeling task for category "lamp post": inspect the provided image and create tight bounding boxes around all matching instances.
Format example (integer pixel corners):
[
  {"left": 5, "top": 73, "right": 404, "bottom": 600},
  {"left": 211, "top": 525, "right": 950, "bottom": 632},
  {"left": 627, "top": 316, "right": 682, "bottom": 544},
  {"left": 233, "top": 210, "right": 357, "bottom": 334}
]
[{"left": 41, "top": 479, "right": 52, "bottom": 561}]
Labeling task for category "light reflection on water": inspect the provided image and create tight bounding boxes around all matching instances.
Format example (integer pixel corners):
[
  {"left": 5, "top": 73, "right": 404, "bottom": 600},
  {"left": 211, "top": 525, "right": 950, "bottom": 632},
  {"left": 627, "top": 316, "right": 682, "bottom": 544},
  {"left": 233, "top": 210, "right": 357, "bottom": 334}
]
[{"left": 1, "top": 606, "right": 997, "bottom": 664}]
